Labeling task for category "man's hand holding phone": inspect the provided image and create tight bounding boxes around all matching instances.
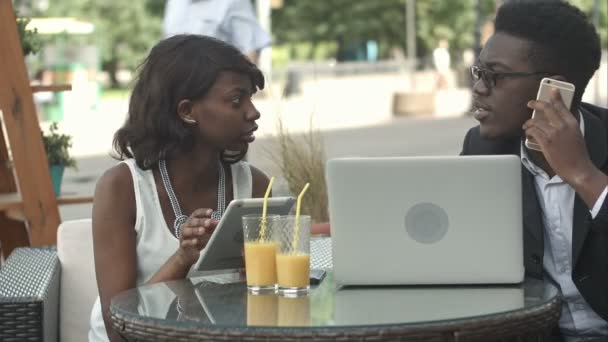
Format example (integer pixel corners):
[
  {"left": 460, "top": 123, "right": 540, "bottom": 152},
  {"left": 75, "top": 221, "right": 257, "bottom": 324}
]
[
  {"left": 524, "top": 89, "right": 607, "bottom": 208},
  {"left": 525, "top": 78, "right": 575, "bottom": 151}
]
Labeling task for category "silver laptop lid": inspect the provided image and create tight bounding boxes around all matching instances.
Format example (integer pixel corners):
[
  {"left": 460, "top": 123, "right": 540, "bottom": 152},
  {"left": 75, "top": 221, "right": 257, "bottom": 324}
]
[{"left": 326, "top": 155, "right": 524, "bottom": 285}]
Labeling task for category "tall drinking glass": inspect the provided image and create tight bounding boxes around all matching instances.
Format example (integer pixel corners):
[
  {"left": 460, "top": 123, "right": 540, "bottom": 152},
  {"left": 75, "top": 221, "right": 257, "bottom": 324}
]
[
  {"left": 275, "top": 215, "right": 311, "bottom": 296},
  {"left": 242, "top": 214, "right": 279, "bottom": 293}
]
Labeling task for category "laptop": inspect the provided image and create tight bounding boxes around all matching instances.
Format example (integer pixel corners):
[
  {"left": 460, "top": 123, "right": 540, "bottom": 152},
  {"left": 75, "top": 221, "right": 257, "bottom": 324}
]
[{"left": 326, "top": 155, "right": 524, "bottom": 285}]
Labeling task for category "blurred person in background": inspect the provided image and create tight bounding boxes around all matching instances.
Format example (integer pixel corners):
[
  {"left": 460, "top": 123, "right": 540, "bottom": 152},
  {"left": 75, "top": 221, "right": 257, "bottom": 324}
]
[
  {"left": 163, "top": 0, "right": 271, "bottom": 65},
  {"left": 432, "top": 39, "right": 451, "bottom": 90}
]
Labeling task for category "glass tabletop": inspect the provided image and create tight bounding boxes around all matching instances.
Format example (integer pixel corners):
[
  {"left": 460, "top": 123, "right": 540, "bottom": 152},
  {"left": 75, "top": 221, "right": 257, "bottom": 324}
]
[{"left": 111, "top": 271, "right": 560, "bottom": 330}]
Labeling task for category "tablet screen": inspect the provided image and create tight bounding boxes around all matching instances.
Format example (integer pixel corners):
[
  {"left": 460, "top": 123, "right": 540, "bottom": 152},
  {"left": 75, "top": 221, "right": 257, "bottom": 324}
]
[{"left": 192, "top": 197, "right": 296, "bottom": 272}]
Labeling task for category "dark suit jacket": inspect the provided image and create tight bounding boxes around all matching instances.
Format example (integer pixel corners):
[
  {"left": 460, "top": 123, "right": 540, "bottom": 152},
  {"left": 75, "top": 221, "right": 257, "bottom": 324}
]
[{"left": 460, "top": 102, "right": 608, "bottom": 321}]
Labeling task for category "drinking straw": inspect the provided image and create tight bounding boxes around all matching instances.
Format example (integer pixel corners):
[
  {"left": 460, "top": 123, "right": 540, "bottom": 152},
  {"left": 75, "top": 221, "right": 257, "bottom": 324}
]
[
  {"left": 292, "top": 182, "right": 310, "bottom": 252},
  {"left": 258, "top": 177, "right": 275, "bottom": 241}
]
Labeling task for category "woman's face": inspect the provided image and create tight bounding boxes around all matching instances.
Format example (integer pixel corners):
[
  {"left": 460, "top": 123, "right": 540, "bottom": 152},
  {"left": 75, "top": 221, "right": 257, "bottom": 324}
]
[{"left": 189, "top": 71, "right": 261, "bottom": 152}]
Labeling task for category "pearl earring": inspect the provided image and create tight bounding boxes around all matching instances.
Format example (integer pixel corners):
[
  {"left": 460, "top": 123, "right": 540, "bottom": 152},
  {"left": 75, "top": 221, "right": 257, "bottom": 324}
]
[{"left": 183, "top": 117, "right": 196, "bottom": 124}]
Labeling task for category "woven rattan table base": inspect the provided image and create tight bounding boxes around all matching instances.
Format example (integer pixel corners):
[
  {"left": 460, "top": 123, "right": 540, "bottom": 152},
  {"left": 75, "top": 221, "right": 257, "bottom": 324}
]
[{"left": 112, "top": 295, "right": 560, "bottom": 342}]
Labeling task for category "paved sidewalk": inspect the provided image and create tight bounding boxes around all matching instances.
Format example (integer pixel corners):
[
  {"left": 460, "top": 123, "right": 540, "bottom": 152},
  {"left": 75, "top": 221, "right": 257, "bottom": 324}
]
[{"left": 59, "top": 114, "right": 477, "bottom": 221}]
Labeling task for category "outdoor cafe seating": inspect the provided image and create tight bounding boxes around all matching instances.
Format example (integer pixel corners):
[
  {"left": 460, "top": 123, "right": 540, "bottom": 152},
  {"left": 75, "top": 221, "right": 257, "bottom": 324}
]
[
  {"left": 0, "top": 219, "right": 563, "bottom": 342},
  {"left": 0, "top": 219, "right": 334, "bottom": 342}
]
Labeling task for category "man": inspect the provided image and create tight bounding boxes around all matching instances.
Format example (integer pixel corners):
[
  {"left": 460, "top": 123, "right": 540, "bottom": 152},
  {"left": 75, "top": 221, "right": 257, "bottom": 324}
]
[
  {"left": 162, "top": 0, "right": 271, "bottom": 64},
  {"left": 461, "top": 0, "right": 608, "bottom": 339}
]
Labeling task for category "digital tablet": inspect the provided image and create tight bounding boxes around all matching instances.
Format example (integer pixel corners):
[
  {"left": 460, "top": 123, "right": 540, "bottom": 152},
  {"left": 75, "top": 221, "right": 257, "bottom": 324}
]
[{"left": 192, "top": 197, "right": 296, "bottom": 272}]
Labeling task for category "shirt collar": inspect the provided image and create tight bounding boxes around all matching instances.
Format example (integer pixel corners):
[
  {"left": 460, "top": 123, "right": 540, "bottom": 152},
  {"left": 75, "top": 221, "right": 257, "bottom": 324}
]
[{"left": 520, "top": 110, "right": 584, "bottom": 179}]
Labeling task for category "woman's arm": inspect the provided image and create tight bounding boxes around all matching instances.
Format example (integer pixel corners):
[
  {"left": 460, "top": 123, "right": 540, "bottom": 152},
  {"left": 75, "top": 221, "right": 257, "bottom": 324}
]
[
  {"left": 93, "top": 165, "right": 217, "bottom": 340},
  {"left": 92, "top": 164, "right": 137, "bottom": 341}
]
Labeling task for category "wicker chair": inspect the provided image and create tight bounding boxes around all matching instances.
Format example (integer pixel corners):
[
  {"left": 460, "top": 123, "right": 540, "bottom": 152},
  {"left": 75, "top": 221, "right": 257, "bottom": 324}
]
[
  {"left": 0, "top": 247, "right": 60, "bottom": 341},
  {"left": 0, "top": 219, "right": 97, "bottom": 342}
]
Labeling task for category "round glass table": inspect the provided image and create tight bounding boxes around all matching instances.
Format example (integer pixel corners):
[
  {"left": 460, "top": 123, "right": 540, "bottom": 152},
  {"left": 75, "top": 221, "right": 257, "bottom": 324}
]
[{"left": 110, "top": 271, "right": 561, "bottom": 341}]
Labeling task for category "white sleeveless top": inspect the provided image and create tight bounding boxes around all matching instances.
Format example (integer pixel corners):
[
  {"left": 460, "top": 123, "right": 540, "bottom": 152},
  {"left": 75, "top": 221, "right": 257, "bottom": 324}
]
[{"left": 88, "top": 159, "right": 252, "bottom": 341}]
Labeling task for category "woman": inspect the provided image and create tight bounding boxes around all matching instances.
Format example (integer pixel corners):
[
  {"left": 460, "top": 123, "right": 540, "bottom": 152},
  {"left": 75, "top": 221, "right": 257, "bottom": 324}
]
[{"left": 89, "top": 35, "right": 270, "bottom": 341}]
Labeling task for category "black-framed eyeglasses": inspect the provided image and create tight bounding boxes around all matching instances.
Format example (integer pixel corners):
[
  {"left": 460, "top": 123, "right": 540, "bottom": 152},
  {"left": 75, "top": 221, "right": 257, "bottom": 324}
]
[{"left": 470, "top": 65, "right": 550, "bottom": 89}]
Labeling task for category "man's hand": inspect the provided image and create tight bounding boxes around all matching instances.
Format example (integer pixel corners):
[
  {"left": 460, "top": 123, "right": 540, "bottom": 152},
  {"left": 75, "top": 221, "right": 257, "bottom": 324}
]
[{"left": 524, "top": 89, "right": 607, "bottom": 208}]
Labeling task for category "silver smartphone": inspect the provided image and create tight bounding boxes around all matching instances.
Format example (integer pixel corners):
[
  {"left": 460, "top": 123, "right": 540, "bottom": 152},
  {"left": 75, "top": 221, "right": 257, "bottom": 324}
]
[
  {"left": 525, "top": 77, "right": 575, "bottom": 151},
  {"left": 192, "top": 197, "right": 296, "bottom": 272}
]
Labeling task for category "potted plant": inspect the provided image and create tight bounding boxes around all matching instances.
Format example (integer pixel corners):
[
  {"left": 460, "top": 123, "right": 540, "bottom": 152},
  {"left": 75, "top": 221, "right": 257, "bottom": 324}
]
[{"left": 42, "top": 122, "right": 76, "bottom": 196}]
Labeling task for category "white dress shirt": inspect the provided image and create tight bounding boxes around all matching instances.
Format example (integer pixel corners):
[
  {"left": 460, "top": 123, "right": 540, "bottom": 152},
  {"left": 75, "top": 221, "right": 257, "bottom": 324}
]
[{"left": 520, "top": 113, "right": 608, "bottom": 338}]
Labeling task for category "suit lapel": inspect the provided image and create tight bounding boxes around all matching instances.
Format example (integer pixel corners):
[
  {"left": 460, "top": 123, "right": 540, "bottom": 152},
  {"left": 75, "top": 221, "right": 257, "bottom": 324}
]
[
  {"left": 521, "top": 166, "right": 544, "bottom": 247},
  {"left": 571, "top": 108, "right": 608, "bottom": 267},
  {"left": 508, "top": 140, "right": 545, "bottom": 272}
]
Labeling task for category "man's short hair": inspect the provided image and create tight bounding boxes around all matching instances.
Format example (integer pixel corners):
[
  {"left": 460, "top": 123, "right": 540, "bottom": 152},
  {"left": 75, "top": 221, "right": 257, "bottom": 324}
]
[{"left": 494, "top": 0, "right": 601, "bottom": 106}]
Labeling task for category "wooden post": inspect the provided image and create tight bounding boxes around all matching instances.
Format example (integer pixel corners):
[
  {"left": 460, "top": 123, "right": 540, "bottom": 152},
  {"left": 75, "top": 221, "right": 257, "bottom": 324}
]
[
  {"left": 0, "top": 125, "right": 28, "bottom": 259},
  {"left": 0, "top": 1, "right": 61, "bottom": 246}
]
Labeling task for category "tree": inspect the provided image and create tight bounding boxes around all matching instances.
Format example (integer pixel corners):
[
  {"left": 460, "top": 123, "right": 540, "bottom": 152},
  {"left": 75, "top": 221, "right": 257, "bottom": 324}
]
[
  {"left": 44, "top": 0, "right": 162, "bottom": 88},
  {"left": 15, "top": 9, "right": 42, "bottom": 56},
  {"left": 571, "top": 0, "right": 608, "bottom": 48},
  {"left": 416, "top": 0, "right": 496, "bottom": 58},
  {"left": 273, "top": 0, "right": 407, "bottom": 60},
  {"left": 272, "top": 0, "right": 496, "bottom": 61}
]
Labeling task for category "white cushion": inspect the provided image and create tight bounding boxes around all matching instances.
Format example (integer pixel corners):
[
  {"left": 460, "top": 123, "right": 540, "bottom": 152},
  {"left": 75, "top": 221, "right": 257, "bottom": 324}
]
[{"left": 57, "top": 219, "right": 98, "bottom": 342}]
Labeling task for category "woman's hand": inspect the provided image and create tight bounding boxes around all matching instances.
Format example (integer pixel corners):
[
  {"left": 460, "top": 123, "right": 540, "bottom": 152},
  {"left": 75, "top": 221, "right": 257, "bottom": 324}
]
[
  {"left": 175, "top": 208, "right": 218, "bottom": 267},
  {"left": 146, "top": 208, "right": 219, "bottom": 285}
]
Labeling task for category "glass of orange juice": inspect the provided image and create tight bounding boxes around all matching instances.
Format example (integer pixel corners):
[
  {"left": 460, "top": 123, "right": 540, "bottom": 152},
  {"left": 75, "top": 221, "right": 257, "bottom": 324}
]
[
  {"left": 242, "top": 214, "right": 280, "bottom": 293},
  {"left": 275, "top": 215, "right": 311, "bottom": 296}
]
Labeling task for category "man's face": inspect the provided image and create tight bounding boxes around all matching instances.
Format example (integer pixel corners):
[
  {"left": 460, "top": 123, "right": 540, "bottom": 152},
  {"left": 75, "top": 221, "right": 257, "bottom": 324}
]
[{"left": 472, "top": 33, "right": 545, "bottom": 140}]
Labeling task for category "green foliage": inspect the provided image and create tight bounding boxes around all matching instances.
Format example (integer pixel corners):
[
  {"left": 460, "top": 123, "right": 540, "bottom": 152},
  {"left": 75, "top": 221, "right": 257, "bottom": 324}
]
[
  {"left": 273, "top": 0, "right": 409, "bottom": 58},
  {"left": 145, "top": 0, "right": 166, "bottom": 17},
  {"left": 416, "top": 0, "right": 496, "bottom": 56},
  {"left": 272, "top": 0, "right": 497, "bottom": 60},
  {"left": 44, "top": 0, "right": 162, "bottom": 86},
  {"left": 15, "top": 10, "right": 42, "bottom": 56},
  {"left": 26, "top": 0, "right": 604, "bottom": 78},
  {"left": 570, "top": 0, "right": 608, "bottom": 48},
  {"left": 42, "top": 123, "right": 76, "bottom": 168},
  {"left": 272, "top": 0, "right": 605, "bottom": 61}
]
